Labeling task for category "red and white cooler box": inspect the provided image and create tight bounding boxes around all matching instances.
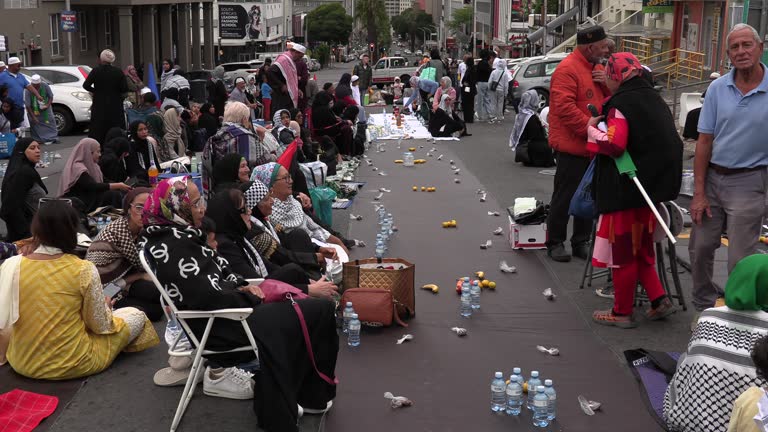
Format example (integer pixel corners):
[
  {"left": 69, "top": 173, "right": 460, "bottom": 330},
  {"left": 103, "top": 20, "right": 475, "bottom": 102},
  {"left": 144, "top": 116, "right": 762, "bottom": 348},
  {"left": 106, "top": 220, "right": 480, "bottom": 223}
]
[{"left": 508, "top": 215, "right": 548, "bottom": 250}]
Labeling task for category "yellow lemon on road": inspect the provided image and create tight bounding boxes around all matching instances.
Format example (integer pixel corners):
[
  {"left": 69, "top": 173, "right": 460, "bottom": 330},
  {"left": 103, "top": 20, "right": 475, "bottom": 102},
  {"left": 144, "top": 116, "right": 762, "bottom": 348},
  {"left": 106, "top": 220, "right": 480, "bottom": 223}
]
[
  {"left": 488, "top": 281, "right": 497, "bottom": 290},
  {"left": 481, "top": 280, "right": 490, "bottom": 288},
  {"left": 412, "top": 186, "right": 418, "bottom": 191}
]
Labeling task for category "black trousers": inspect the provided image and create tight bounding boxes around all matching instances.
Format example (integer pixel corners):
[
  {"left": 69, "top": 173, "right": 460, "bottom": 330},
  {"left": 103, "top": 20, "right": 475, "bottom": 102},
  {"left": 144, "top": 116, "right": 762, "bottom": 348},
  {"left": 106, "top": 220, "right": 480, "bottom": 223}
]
[
  {"left": 546, "top": 152, "right": 592, "bottom": 248},
  {"left": 115, "top": 279, "right": 163, "bottom": 321},
  {"left": 462, "top": 91, "right": 475, "bottom": 123}
]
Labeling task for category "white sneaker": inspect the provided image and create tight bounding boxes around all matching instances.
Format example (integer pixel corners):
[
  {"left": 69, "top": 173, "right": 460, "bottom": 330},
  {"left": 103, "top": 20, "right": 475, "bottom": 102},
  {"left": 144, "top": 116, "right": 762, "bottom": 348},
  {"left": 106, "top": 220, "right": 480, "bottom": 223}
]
[
  {"left": 302, "top": 401, "right": 333, "bottom": 415},
  {"left": 203, "top": 366, "right": 255, "bottom": 400}
]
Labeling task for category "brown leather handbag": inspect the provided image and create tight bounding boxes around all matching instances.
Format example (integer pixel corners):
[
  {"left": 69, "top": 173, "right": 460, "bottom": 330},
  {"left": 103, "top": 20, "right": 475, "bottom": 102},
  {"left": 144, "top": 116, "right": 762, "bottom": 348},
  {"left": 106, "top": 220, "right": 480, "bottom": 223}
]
[
  {"left": 341, "top": 287, "right": 408, "bottom": 327},
  {"left": 342, "top": 258, "right": 415, "bottom": 322}
]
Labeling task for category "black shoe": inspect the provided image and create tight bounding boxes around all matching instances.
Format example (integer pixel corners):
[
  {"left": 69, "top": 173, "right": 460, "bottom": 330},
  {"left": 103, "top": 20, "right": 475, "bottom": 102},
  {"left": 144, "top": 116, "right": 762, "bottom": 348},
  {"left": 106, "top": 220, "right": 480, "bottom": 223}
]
[
  {"left": 342, "top": 238, "right": 356, "bottom": 249},
  {"left": 547, "top": 244, "right": 571, "bottom": 262},
  {"left": 572, "top": 243, "right": 590, "bottom": 260}
]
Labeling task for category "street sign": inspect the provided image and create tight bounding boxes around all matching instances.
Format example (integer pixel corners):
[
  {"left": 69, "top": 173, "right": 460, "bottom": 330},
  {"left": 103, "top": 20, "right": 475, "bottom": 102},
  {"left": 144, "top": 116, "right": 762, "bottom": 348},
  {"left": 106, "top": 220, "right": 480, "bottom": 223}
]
[
  {"left": 641, "top": 0, "right": 673, "bottom": 14},
  {"left": 60, "top": 10, "right": 77, "bottom": 32}
]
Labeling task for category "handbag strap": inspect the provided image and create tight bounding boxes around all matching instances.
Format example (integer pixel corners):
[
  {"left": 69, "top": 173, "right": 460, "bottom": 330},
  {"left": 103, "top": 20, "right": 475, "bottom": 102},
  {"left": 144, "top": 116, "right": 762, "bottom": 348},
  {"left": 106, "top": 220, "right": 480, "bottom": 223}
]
[{"left": 288, "top": 294, "right": 338, "bottom": 386}]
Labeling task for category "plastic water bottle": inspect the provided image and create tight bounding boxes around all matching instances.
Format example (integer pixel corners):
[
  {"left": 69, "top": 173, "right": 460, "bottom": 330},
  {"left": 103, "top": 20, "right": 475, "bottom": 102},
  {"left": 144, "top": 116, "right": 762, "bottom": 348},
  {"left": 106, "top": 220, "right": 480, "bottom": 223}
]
[
  {"left": 544, "top": 379, "right": 557, "bottom": 421},
  {"left": 43, "top": 151, "right": 49, "bottom": 166},
  {"left": 470, "top": 280, "right": 481, "bottom": 309},
  {"left": 191, "top": 156, "right": 199, "bottom": 173},
  {"left": 459, "top": 286, "right": 472, "bottom": 318},
  {"left": 403, "top": 152, "right": 415, "bottom": 166},
  {"left": 533, "top": 386, "right": 550, "bottom": 427},
  {"left": 375, "top": 240, "right": 385, "bottom": 259},
  {"left": 342, "top": 302, "right": 355, "bottom": 334},
  {"left": 527, "top": 371, "right": 542, "bottom": 410},
  {"left": 104, "top": 216, "right": 112, "bottom": 229},
  {"left": 491, "top": 372, "right": 506, "bottom": 412},
  {"left": 164, "top": 307, "right": 182, "bottom": 347},
  {"left": 506, "top": 369, "right": 524, "bottom": 416},
  {"left": 347, "top": 313, "right": 361, "bottom": 347},
  {"left": 97, "top": 217, "right": 105, "bottom": 233}
]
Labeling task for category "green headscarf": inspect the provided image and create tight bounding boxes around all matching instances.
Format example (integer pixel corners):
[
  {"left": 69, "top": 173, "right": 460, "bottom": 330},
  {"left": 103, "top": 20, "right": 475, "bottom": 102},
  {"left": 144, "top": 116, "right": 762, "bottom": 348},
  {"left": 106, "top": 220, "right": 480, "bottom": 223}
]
[{"left": 724, "top": 254, "right": 768, "bottom": 311}]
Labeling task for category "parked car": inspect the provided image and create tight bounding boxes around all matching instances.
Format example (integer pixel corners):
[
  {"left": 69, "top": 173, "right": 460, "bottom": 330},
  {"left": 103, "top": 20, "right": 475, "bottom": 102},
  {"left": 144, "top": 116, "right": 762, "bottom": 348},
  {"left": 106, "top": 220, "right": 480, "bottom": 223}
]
[
  {"left": 22, "top": 65, "right": 92, "bottom": 135},
  {"left": 508, "top": 53, "right": 569, "bottom": 111},
  {"left": 415, "top": 50, "right": 423, "bottom": 56},
  {"left": 219, "top": 60, "right": 264, "bottom": 91},
  {"left": 394, "top": 50, "right": 402, "bottom": 56},
  {"left": 371, "top": 56, "right": 415, "bottom": 88},
  {"left": 404, "top": 49, "right": 412, "bottom": 55},
  {"left": 304, "top": 57, "right": 321, "bottom": 72}
]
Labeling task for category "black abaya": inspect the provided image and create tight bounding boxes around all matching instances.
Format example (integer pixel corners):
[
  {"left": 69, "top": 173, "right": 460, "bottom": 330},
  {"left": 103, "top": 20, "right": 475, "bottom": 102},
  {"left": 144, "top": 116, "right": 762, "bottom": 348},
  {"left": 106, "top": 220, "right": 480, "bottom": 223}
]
[{"left": 84, "top": 64, "right": 130, "bottom": 145}]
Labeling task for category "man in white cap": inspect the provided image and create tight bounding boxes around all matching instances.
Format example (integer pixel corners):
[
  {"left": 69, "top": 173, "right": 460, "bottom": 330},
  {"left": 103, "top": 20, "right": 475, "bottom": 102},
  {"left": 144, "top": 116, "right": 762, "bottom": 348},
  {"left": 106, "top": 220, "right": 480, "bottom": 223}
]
[
  {"left": 0, "top": 56, "right": 44, "bottom": 128},
  {"left": 83, "top": 49, "right": 129, "bottom": 144},
  {"left": 267, "top": 42, "right": 306, "bottom": 113},
  {"left": 0, "top": 62, "right": 6, "bottom": 74},
  {"left": 25, "top": 74, "right": 58, "bottom": 144}
]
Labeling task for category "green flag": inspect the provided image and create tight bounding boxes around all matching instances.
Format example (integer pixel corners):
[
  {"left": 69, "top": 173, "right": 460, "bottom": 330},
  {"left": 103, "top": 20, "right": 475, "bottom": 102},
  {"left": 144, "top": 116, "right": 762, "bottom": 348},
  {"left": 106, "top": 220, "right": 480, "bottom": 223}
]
[{"left": 614, "top": 151, "right": 637, "bottom": 178}]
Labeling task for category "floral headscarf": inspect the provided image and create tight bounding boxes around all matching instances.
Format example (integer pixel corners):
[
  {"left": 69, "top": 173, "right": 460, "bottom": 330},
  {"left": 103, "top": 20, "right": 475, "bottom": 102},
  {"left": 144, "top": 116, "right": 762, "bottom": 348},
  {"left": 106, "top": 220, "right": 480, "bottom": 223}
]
[
  {"left": 605, "top": 52, "right": 643, "bottom": 83},
  {"left": 250, "top": 162, "right": 281, "bottom": 188},
  {"left": 142, "top": 176, "right": 194, "bottom": 226}
]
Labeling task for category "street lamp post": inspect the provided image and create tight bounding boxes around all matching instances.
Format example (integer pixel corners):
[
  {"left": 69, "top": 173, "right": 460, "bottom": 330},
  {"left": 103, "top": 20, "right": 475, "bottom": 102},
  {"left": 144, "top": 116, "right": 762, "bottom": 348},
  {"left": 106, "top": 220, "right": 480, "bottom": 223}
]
[
  {"left": 419, "top": 27, "right": 430, "bottom": 53},
  {"left": 472, "top": 0, "right": 477, "bottom": 57}
]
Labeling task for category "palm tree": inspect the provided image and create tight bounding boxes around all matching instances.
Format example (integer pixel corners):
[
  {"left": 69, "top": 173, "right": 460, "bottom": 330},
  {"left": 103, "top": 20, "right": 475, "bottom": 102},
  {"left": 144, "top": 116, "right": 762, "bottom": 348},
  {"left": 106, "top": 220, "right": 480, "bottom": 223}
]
[{"left": 354, "top": 0, "right": 388, "bottom": 57}]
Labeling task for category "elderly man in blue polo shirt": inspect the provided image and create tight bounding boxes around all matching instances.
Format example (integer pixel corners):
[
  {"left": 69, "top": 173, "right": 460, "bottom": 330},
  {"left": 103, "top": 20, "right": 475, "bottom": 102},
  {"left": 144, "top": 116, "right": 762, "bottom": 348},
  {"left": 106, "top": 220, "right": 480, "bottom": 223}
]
[
  {"left": 689, "top": 23, "right": 768, "bottom": 314},
  {"left": 0, "top": 57, "right": 44, "bottom": 128}
]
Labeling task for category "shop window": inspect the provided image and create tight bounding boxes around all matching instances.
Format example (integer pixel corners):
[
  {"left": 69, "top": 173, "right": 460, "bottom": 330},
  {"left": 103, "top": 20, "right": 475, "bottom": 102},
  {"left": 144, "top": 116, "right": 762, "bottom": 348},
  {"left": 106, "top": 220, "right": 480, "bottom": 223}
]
[{"left": 79, "top": 11, "right": 88, "bottom": 52}]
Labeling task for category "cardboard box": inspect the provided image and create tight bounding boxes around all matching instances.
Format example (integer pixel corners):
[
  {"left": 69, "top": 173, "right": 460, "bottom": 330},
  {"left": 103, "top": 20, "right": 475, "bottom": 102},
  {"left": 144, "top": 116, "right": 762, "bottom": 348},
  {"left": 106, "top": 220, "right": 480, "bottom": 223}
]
[{"left": 508, "top": 216, "right": 547, "bottom": 250}]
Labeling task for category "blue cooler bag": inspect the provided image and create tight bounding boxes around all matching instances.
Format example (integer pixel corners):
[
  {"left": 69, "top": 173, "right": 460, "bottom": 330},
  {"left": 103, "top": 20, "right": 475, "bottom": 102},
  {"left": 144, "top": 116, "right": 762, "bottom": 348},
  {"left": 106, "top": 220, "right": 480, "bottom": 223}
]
[
  {"left": 568, "top": 158, "right": 597, "bottom": 220},
  {"left": 0, "top": 133, "right": 17, "bottom": 159}
]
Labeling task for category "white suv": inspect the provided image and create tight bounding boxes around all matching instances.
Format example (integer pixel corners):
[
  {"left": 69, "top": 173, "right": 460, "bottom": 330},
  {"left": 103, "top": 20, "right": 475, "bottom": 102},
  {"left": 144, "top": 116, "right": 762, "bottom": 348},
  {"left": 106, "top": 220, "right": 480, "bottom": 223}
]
[{"left": 22, "top": 65, "right": 92, "bottom": 135}]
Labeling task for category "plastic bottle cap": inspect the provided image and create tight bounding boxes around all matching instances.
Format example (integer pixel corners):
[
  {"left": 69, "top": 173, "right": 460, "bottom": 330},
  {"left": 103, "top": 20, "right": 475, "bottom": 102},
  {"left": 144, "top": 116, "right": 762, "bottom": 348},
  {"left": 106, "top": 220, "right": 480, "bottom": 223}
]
[
  {"left": 351, "top": 313, "right": 359, "bottom": 319},
  {"left": 346, "top": 302, "right": 353, "bottom": 307},
  {"left": 537, "top": 386, "right": 545, "bottom": 392},
  {"left": 464, "top": 277, "right": 470, "bottom": 281},
  {"left": 495, "top": 372, "right": 503, "bottom": 378},
  {"left": 531, "top": 371, "right": 539, "bottom": 377},
  {"left": 513, "top": 367, "right": 521, "bottom": 374},
  {"left": 545, "top": 379, "right": 553, "bottom": 386}
]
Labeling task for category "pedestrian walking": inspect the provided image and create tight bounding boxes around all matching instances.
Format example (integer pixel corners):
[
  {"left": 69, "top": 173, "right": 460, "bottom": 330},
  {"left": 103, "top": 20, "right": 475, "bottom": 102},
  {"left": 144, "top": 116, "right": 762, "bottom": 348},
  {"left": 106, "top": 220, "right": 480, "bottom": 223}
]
[
  {"left": 207, "top": 66, "right": 228, "bottom": 119},
  {"left": 586, "top": 52, "right": 682, "bottom": 328},
  {"left": 545, "top": 25, "right": 611, "bottom": 262},
  {"left": 267, "top": 43, "right": 306, "bottom": 114},
  {"left": 0, "top": 57, "right": 44, "bottom": 130},
  {"left": 461, "top": 56, "right": 477, "bottom": 123},
  {"left": 83, "top": 49, "right": 130, "bottom": 146},
  {"left": 474, "top": 50, "right": 492, "bottom": 122},
  {"left": 488, "top": 58, "right": 510, "bottom": 123},
  {"left": 353, "top": 54, "right": 373, "bottom": 97},
  {"left": 25, "top": 74, "right": 58, "bottom": 144},
  {"left": 689, "top": 23, "right": 768, "bottom": 313}
]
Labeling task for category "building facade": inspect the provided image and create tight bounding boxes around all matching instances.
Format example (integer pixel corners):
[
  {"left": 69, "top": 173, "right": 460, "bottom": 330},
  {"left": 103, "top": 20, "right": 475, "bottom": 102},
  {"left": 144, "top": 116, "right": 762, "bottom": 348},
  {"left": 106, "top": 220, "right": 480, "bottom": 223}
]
[{"left": 1, "top": 0, "right": 217, "bottom": 73}]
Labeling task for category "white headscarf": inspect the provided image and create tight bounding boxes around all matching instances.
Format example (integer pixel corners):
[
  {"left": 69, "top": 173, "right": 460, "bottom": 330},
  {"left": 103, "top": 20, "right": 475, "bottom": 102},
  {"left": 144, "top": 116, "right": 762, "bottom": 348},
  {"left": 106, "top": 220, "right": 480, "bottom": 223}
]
[{"left": 509, "top": 89, "right": 541, "bottom": 150}]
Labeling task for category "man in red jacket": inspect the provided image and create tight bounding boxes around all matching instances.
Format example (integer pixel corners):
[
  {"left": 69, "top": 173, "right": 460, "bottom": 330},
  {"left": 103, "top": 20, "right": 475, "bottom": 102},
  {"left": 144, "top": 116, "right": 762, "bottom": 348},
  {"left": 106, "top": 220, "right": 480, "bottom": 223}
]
[{"left": 545, "top": 26, "right": 611, "bottom": 262}]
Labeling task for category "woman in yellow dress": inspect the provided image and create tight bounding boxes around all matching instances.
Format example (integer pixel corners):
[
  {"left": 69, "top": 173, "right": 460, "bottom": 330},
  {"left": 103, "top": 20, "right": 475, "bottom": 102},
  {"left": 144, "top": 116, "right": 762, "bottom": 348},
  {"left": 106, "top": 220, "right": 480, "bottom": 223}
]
[{"left": 0, "top": 200, "right": 158, "bottom": 380}]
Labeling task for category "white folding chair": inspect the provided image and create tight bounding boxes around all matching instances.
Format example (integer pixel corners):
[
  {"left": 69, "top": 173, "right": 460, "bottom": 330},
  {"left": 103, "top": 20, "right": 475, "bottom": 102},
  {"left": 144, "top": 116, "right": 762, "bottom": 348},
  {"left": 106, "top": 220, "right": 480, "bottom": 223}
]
[{"left": 140, "top": 250, "right": 262, "bottom": 432}]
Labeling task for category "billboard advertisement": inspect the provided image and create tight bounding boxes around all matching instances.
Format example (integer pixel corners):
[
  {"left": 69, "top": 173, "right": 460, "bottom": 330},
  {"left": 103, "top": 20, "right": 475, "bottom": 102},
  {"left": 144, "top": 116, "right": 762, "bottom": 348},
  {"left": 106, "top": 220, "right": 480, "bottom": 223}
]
[{"left": 219, "top": 2, "right": 265, "bottom": 41}]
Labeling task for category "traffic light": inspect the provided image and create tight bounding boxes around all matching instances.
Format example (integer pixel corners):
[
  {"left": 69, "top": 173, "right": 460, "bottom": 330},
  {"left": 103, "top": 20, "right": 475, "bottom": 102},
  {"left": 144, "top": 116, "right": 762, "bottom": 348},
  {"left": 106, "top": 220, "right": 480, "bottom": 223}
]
[{"left": 369, "top": 42, "right": 375, "bottom": 51}]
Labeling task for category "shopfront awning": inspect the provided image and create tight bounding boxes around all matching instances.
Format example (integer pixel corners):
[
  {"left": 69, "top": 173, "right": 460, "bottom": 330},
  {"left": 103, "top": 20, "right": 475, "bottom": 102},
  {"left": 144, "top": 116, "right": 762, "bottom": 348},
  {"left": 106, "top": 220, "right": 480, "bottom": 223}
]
[{"left": 527, "top": 6, "right": 579, "bottom": 44}]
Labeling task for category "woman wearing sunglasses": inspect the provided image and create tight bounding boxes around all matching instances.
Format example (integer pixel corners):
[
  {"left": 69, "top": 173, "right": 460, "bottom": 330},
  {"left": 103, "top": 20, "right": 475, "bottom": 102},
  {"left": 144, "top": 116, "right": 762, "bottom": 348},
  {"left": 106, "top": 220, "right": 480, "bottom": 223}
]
[{"left": 85, "top": 187, "right": 162, "bottom": 321}]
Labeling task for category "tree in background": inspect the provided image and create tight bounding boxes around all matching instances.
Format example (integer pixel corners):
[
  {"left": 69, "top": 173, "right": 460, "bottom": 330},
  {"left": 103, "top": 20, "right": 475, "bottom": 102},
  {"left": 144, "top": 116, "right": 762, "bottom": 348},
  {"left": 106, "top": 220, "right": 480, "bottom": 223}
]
[
  {"left": 355, "top": 0, "right": 388, "bottom": 60},
  {"left": 306, "top": 4, "right": 353, "bottom": 45},
  {"left": 524, "top": 0, "right": 558, "bottom": 19},
  {"left": 447, "top": 6, "right": 472, "bottom": 52},
  {"left": 313, "top": 44, "right": 331, "bottom": 65},
  {"left": 391, "top": 8, "right": 435, "bottom": 52}
]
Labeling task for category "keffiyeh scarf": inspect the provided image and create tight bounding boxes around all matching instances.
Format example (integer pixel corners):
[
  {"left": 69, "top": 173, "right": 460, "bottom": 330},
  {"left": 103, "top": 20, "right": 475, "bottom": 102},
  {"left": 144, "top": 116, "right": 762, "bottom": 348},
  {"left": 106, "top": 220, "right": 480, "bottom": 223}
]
[{"left": 86, "top": 217, "right": 140, "bottom": 284}]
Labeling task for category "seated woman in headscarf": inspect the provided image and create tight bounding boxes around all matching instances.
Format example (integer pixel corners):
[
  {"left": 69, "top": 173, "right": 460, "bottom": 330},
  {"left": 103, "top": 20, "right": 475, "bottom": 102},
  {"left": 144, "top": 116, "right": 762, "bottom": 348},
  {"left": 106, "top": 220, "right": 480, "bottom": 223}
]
[
  {"left": 290, "top": 108, "right": 314, "bottom": 157},
  {"left": 197, "top": 103, "right": 220, "bottom": 138},
  {"left": 318, "top": 136, "right": 340, "bottom": 177},
  {"left": 311, "top": 92, "right": 353, "bottom": 156},
  {"left": 126, "top": 120, "right": 162, "bottom": 183},
  {"left": 428, "top": 94, "right": 466, "bottom": 138},
  {"left": 139, "top": 177, "right": 338, "bottom": 430},
  {"left": 665, "top": 254, "right": 768, "bottom": 432},
  {"left": 2, "top": 200, "right": 158, "bottom": 380},
  {"left": 0, "top": 138, "right": 47, "bottom": 242},
  {"left": 272, "top": 109, "right": 298, "bottom": 147},
  {"left": 207, "top": 188, "right": 338, "bottom": 297},
  {"left": 1, "top": 98, "right": 23, "bottom": 133},
  {"left": 241, "top": 181, "right": 336, "bottom": 280},
  {"left": 100, "top": 134, "right": 132, "bottom": 183},
  {"left": 509, "top": 89, "right": 554, "bottom": 167},
  {"left": 432, "top": 77, "right": 456, "bottom": 112},
  {"left": 334, "top": 73, "right": 357, "bottom": 109},
  {"left": 211, "top": 153, "right": 251, "bottom": 194},
  {"left": 252, "top": 163, "right": 349, "bottom": 256},
  {"left": 58, "top": 138, "right": 132, "bottom": 212},
  {"left": 86, "top": 188, "right": 162, "bottom": 321}
]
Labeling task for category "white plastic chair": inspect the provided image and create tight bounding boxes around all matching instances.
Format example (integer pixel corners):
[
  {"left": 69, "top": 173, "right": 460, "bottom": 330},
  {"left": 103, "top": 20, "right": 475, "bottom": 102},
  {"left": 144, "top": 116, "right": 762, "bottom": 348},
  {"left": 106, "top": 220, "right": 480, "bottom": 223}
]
[
  {"left": 140, "top": 250, "right": 262, "bottom": 432},
  {"left": 678, "top": 92, "right": 703, "bottom": 129}
]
